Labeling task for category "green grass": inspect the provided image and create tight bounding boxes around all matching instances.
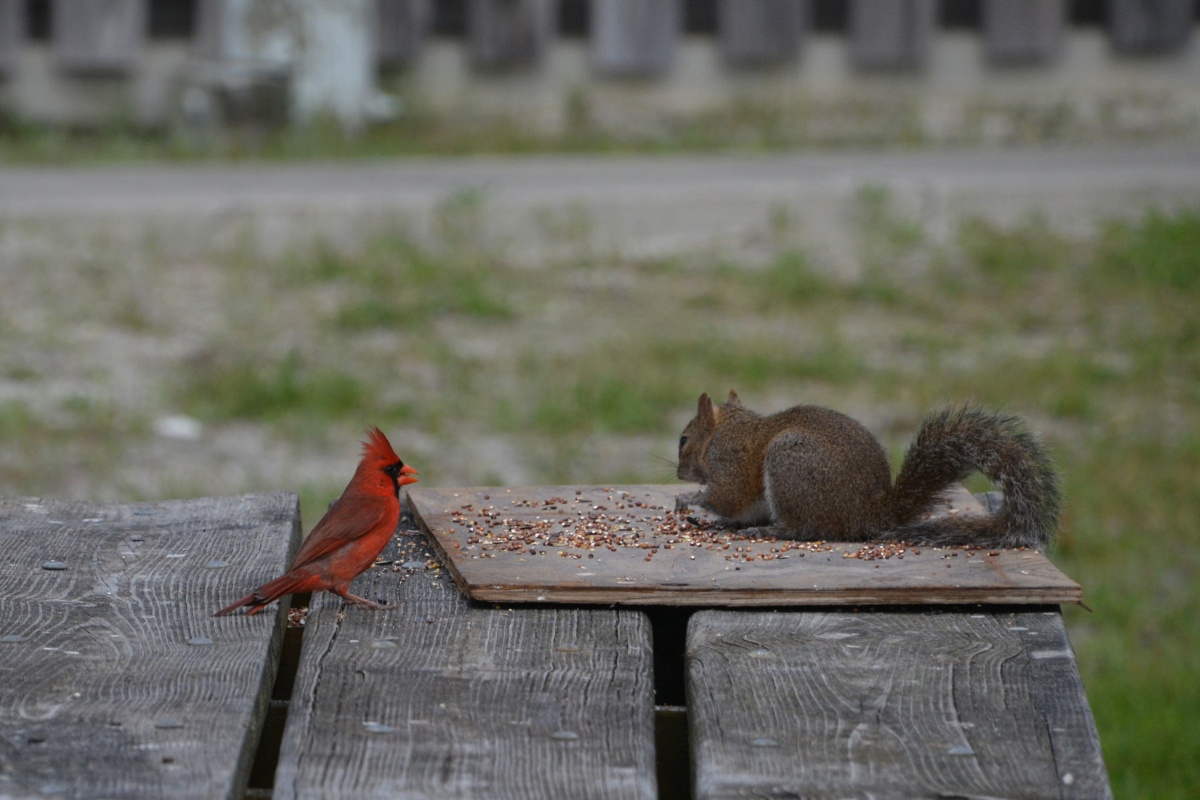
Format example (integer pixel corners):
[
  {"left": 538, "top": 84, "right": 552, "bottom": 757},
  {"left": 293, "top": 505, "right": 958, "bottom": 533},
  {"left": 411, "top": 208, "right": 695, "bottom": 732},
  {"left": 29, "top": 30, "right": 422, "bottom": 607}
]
[
  {"left": 0, "top": 198, "right": 1197, "bottom": 796},
  {"left": 177, "top": 351, "right": 373, "bottom": 424},
  {"left": 756, "top": 250, "right": 833, "bottom": 306},
  {"left": 1095, "top": 209, "right": 1200, "bottom": 293},
  {"left": 957, "top": 214, "right": 1073, "bottom": 291},
  {"left": 1060, "top": 432, "right": 1200, "bottom": 799},
  {"left": 0, "top": 397, "right": 139, "bottom": 497},
  {"left": 0, "top": 87, "right": 1120, "bottom": 167},
  {"left": 282, "top": 223, "right": 512, "bottom": 331},
  {"left": 0, "top": 102, "right": 930, "bottom": 165}
]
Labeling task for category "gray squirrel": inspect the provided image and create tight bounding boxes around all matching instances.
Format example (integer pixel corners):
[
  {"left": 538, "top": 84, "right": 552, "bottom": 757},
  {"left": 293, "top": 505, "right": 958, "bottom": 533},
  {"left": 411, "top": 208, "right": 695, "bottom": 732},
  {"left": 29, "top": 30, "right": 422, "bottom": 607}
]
[{"left": 675, "top": 391, "right": 1061, "bottom": 549}]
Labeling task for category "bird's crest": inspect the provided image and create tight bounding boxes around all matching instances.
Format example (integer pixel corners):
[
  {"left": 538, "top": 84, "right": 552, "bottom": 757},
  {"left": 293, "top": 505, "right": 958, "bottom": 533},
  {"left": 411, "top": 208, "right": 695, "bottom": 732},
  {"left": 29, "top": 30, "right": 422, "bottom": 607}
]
[{"left": 362, "top": 426, "right": 401, "bottom": 467}]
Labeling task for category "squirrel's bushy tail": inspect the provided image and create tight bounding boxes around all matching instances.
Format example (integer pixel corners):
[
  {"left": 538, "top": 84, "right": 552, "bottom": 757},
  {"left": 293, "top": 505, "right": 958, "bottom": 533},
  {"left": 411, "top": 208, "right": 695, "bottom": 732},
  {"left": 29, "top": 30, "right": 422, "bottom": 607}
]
[{"left": 883, "top": 405, "right": 1061, "bottom": 550}]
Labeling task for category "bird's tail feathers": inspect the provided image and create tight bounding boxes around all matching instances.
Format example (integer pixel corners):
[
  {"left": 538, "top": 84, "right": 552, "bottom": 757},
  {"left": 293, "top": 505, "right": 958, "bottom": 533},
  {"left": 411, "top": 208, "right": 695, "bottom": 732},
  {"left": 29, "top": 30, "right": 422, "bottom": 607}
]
[{"left": 213, "top": 572, "right": 315, "bottom": 617}]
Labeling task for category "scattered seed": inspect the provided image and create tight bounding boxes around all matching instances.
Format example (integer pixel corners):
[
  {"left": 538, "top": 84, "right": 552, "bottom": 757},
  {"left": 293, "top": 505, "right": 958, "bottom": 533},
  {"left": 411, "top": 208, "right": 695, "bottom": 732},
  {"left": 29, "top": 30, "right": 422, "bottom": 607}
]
[{"left": 444, "top": 494, "right": 981, "bottom": 565}]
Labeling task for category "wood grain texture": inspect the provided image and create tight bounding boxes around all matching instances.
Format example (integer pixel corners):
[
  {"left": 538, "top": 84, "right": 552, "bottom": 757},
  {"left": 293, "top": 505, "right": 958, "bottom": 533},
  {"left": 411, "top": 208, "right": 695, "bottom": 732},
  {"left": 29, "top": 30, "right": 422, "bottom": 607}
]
[
  {"left": 686, "top": 608, "right": 1111, "bottom": 799},
  {"left": 410, "top": 485, "right": 1082, "bottom": 607},
  {"left": 273, "top": 522, "right": 657, "bottom": 800},
  {"left": 0, "top": 493, "right": 299, "bottom": 800}
]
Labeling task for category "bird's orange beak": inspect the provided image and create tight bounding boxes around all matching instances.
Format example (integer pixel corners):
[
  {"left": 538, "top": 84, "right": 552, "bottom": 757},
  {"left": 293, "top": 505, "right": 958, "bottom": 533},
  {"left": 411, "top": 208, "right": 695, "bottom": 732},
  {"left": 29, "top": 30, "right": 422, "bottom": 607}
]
[{"left": 398, "top": 464, "right": 419, "bottom": 486}]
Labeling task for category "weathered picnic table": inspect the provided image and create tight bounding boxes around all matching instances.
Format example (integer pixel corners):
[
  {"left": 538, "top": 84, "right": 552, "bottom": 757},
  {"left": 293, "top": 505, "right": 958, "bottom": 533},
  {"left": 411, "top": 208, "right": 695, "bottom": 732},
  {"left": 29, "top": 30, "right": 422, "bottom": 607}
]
[{"left": 1, "top": 487, "right": 1111, "bottom": 799}]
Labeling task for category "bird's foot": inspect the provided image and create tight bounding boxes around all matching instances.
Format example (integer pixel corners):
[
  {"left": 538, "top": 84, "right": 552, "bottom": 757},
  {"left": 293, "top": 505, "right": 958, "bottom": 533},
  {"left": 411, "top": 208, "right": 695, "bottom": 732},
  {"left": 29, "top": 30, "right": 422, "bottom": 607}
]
[{"left": 336, "top": 590, "right": 389, "bottom": 611}]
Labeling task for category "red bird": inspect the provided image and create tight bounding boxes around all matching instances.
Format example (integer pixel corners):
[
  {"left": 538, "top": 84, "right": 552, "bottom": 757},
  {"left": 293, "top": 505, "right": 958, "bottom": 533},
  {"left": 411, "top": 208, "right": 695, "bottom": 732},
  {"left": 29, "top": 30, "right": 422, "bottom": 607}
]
[{"left": 215, "top": 427, "right": 418, "bottom": 617}]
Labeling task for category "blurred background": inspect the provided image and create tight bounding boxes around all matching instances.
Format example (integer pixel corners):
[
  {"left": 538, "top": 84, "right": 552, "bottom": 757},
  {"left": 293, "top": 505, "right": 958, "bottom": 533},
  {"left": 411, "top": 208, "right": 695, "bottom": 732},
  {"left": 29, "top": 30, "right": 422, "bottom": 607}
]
[{"left": 1, "top": 1, "right": 1198, "bottom": 796}]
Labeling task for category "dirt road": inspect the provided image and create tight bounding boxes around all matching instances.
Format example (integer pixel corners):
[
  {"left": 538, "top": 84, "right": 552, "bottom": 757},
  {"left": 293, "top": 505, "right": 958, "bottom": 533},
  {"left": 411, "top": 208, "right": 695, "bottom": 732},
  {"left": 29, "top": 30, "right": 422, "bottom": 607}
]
[{"left": 4, "top": 146, "right": 1199, "bottom": 266}]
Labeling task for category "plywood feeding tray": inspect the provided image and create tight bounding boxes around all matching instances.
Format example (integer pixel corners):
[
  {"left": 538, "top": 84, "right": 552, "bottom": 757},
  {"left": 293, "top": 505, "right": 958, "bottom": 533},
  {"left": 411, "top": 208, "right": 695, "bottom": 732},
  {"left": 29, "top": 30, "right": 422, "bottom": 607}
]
[{"left": 407, "top": 485, "right": 1081, "bottom": 607}]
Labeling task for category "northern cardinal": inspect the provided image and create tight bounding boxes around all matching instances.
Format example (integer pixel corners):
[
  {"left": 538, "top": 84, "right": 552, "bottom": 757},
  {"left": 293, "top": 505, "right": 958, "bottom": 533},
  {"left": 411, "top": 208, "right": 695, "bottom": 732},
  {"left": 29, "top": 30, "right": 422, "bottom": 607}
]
[{"left": 215, "top": 427, "right": 418, "bottom": 616}]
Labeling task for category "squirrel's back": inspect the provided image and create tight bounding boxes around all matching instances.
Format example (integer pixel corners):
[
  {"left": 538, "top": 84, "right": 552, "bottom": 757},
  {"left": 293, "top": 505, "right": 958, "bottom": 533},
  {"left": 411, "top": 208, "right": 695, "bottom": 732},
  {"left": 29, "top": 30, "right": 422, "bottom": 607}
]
[{"left": 759, "top": 405, "right": 894, "bottom": 539}]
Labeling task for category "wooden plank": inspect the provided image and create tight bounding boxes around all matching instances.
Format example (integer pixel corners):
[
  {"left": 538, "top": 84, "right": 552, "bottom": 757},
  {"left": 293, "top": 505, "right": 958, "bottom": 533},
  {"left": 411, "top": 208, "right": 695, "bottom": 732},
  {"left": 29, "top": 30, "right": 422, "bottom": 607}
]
[
  {"left": 849, "top": 0, "right": 934, "bottom": 70},
  {"left": 718, "top": 0, "right": 809, "bottom": 66},
  {"left": 192, "top": 0, "right": 225, "bottom": 60},
  {"left": 410, "top": 485, "right": 1082, "bottom": 607},
  {"left": 0, "top": 493, "right": 299, "bottom": 800},
  {"left": 273, "top": 522, "right": 658, "bottom": 799},
  {"left": 0, "top": 0, "right": 23, "bottom": 77},
  {"left": 375, "top": 0, "right": 432, "bottom": 66},
  {"left": 686, "top": 608, "right": 1112, "bottom": 799},
  {"left": 53, "top": 0, "right": 146, "bottom": 75},
  {"left": 468, "top": 0, "right": 555, "bottom": 70},
  {"left": 590, "top": 0, "right": 680, "bottom": 77},
  {"left": 1109, "top": 0, "right": 1193, "bottom": 54},
  {"left": 1019, "top": 610, "right": 1114, "bottom": 798},
  {"left": 983, "top": 0, "right": 1066, "bottom": 65}
]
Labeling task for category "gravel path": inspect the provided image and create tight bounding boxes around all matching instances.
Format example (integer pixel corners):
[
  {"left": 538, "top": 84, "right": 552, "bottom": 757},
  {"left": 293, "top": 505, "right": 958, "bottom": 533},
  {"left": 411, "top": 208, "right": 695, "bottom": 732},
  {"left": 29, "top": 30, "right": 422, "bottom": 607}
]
[{"left": 4, "top": 146, "right": 1199, "bottom": 267}]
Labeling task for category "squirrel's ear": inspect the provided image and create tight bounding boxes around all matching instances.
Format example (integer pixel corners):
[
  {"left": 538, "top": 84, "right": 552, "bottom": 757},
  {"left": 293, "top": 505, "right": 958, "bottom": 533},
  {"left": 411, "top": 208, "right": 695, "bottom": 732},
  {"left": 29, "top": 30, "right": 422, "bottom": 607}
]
[
  {"left": 726, "top": 390, "right": 741, "bottom": 408},
  {"left": 697, "top": 393, "right": 713, "bottom": 421}
]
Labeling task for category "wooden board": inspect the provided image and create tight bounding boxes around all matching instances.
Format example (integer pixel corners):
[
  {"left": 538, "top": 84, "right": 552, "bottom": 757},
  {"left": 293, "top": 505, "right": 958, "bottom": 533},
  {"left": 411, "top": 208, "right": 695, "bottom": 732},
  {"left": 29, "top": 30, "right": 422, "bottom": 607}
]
[
  {"left": 849, "top": 0, "right": 934, "bottom": 70},
  {"left": 409, "top": 485, "right": 1082, "bottom": 607},
  {"left": 273, "top": 522, "right": 657, "bottom": 800},
  {"left": 0, "top": 493, "right": 299, "bottom": 800},
  {"left": 686, "top": 608, "right": 1112, "bottom": 799},
  {"left": 1109, "top": 0, "right": 1193, "bottom": 54},
  {"left": 590, "top": 0, "right": 680, "bottom": 76},
  {"left": 983, "top": 0, "right": 1065, "bottom": 65},
  {"left": 53, "top": 0, "right": 145, "bottom": 74},
  {"left": 718, "top": 0, "right": 808, "bottom": 66},
  {"left": 375, "top": 0, "right": 432, "bottom": 66},
  {"left": 468, "top": 0, "right": 555, "bottom": 69},
  {"left": 0, "top": 0, "right": 22, "bottom": 77}
]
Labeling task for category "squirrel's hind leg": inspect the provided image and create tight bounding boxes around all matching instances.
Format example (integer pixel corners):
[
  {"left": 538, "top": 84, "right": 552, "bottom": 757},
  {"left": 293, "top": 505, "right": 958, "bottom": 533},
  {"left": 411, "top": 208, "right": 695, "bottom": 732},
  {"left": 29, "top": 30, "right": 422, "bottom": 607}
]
[{"left": 764, "top": 433, "right": 886, "bottom": 541}]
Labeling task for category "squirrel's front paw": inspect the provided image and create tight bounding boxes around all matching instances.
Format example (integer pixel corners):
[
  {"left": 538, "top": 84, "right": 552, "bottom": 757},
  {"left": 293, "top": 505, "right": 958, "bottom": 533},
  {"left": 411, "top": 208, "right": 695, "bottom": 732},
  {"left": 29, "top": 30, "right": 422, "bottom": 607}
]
[
  {"left": 738, "top": 524, "right": 798, "bottom": 540},
  {"left": 675, "top": 491, "right": 703, "bottom": 512}
]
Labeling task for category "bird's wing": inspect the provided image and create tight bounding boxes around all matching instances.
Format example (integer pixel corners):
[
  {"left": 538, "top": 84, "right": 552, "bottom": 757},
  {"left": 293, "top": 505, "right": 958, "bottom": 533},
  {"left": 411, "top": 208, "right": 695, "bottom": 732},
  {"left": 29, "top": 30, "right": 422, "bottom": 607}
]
[{"left": 289, "top": 493, "right": 393, "bottom": 568}]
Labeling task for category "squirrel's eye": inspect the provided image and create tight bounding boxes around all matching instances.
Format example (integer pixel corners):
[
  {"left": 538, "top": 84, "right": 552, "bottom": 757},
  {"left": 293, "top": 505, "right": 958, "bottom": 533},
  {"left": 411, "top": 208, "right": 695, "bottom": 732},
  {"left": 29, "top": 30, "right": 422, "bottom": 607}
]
[{"left": 679, "top": 435, "right": 689, "bottom": 449}]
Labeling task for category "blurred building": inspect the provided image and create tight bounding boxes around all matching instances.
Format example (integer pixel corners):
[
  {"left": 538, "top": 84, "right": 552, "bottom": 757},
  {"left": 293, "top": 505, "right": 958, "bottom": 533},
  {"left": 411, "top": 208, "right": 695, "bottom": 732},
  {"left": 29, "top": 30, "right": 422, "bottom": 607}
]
[{"left": 0, "top": 0, "right": 1197, "bottom": 143}]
